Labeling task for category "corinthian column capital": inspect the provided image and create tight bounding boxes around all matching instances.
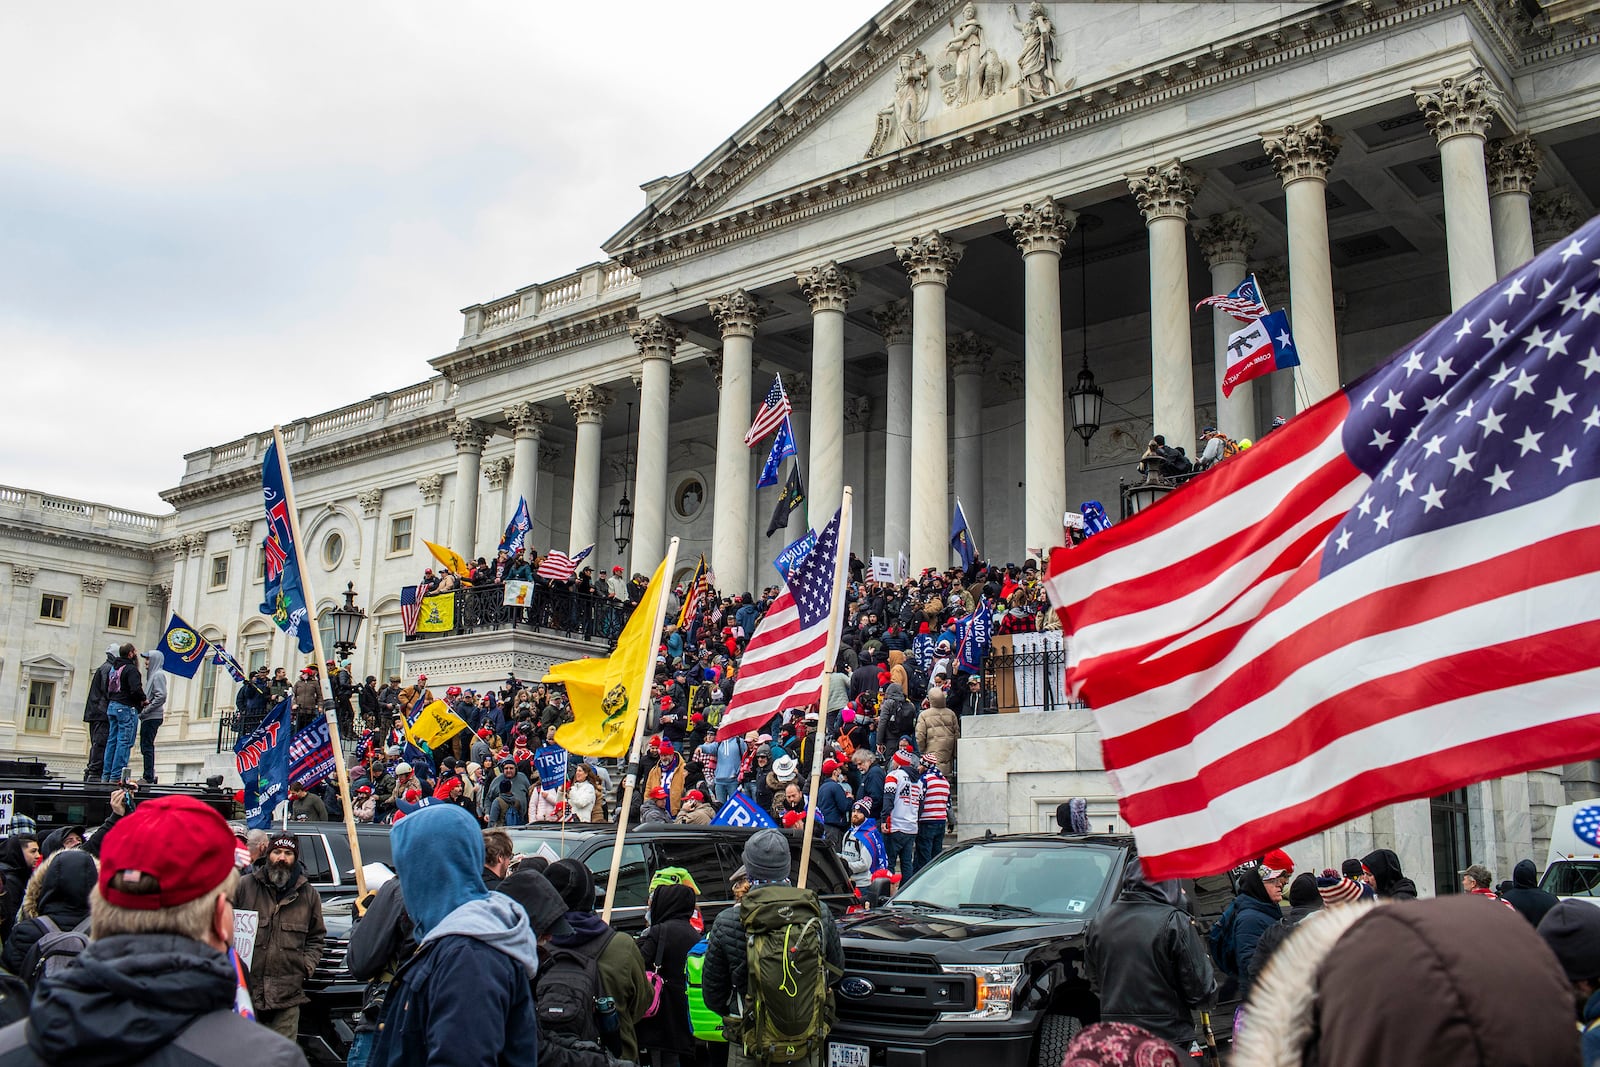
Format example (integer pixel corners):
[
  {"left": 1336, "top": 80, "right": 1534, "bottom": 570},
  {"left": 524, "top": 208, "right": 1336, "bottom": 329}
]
[
  {"left": 565, "top": 383, "right": 613, "bottom": 425},
  {"left": 1485, "top": 134, "right": 1541, "bottom": 196},
  {"left": 1193, "top": 210, "right": 1257, "bottom": 268},
  {"left": 1416, "top": 72, "right": 1498, "bottom": 144},
  {"left": 1261, "top": 118, "right": 1341, "bottom": 185},
  {"left": 1127, "top": 160, "right": 1202, "bottom": 223},
  {"left": 872, "top": 299, "right": 913, "bottom": 346},
  {"left": 947, "top": 332, "right": 991, "bottom": 376},
  {"left": 895, "top": 231, "right": 964, "bottom": 286},
  {"left": 628, "top": 314, "right": 681, "bottom": 361},
  {"left": 503, "top": 402, "right": 553, "bottom": 439},
  {"left": 795, "top": 262, "right": 858, "bottom": 313},
  {"left": 707, "top": 289, "right": 765, "bottom": 338},
  {"left": 1006, "top": 196, "right": 1077, "bottom": 256},
  {"left": 447, "top": 417, "right": 487, "bottom": 454}
]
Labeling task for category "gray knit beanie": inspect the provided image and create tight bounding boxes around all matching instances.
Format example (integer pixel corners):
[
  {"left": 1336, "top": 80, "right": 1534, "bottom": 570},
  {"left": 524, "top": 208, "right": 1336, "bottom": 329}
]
[{"left": 742, "top": 828, "right": 791, "bottom": 885}]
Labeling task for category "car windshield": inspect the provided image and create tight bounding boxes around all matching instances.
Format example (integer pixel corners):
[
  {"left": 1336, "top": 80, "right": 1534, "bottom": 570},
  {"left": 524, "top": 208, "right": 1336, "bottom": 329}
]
[
  {"left": 890, "top": 843, "right": 1117, "bottom": 917},
  {"left": 1542, "top": 861, "right": 1600, "bottom": 897}
]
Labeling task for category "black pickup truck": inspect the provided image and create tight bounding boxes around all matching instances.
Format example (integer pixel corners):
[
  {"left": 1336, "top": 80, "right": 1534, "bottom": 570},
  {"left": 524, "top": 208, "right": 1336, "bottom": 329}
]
[{"left": 826, "top": 832, "right": 1237, "bottom": 1067}]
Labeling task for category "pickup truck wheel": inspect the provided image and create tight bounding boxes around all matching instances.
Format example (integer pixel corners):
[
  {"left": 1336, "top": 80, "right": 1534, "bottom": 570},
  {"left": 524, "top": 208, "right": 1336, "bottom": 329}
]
[{"left": 1035, "top": 1013, "right": 1083, "bottom": 1067}]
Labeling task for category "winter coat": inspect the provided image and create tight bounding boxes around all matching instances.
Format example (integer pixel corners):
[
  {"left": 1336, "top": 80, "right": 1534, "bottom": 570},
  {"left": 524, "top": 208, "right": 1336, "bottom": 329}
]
[
  {"left": 229, "top": 866, "right": 326, "bottom": 1010},
  {"left": 1502, "top": 858, "right": 1559, "bottom": 927},
  {"left": 139, "top": 650, "right": 168, "bottom": 722},
  {"left": 876, "top": 683, "right": 918, "bottom": 748},
  {"left": 289, "top": 793, "right": 328, "bottom": 822},
  {"left": 567, "top": 779, "right": 599, "bottom": 822},
  {"left": 1085, "top": 865, "right": 1216, "bottom": 1048},
  {"left": 0, "top": 837, "right": 36, "bottom": 942},
  {"left": 914, "top": 694, "right": 959, "bottom": 768},
  {"left": 291, "top": 677, "right": 321, "bottom": 712},
  {"left": 106, "top": 656, "right": 146, "bottom": 710},
  {"left": 551, "top": 911, "right": 652, "bottom": 1061},
  {"left": 0, "top": 851, "right": 96, "bottom": 981},
  {"left": 1360, "top": 848, "right": 1419, "bottom": 900},
  {"left": 1228, "top": 871, "right": 1285, "bottom": 989},
  {"left": 644, "top": 757, "right": 688, "bottom": 818},
  {"left": 674, "top": 802, "right": 713, "bottom": 826},
  {"left": 634, "top": 885, "right": 700, "bottom": 1055},
  {"left": 0, "top": 934, "right": 307, "bottom": 1067},
  {"left": 82, "top": 651, "right": 115, "bottom": 724}
]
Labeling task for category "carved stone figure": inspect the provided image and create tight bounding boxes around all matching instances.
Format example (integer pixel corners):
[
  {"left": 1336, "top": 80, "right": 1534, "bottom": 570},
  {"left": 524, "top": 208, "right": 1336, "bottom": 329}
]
[
  {"left": 940, "top": 4, "right": 986, "bottom": 107},
  {"left": 894, "top": 50, "right": 932, "bottom": 147},
  {"left": 1011, "top": 2, "right": 1069, "bottom": 100}
]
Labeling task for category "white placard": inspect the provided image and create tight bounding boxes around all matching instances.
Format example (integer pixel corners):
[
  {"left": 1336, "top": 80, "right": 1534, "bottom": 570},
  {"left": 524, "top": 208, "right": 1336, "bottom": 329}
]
[
  {"left": 362, "top": 862, "right": 394, "bottom": 889},
  {"left": 503, "top": 580, "right": 535, "bottom": 606},
  {"left": 1062, "top": 511, "right": 1085, "bottom": 530},
  {"left": 535, "top": 842, "right": 562, "bottom": 865},
  {"left": 868, "top": 556, "right": 895, "bottom": 583},
  {"left": 233, "top": 909, "right": 259, "bottom": 972},
  {"left": 0, "top": 790, "right": 13, "bottom": 832}
]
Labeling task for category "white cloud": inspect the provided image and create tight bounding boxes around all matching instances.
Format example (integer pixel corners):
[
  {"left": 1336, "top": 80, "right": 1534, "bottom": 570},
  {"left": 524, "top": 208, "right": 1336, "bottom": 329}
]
[{"left": 0, "top": 0, "right": 873, "bottom": 511}]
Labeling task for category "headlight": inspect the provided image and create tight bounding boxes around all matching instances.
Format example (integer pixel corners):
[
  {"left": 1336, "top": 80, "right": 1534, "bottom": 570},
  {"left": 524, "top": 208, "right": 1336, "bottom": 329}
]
[{"left": 939, "top": 963, "right": 1024, "bottom": 1022}]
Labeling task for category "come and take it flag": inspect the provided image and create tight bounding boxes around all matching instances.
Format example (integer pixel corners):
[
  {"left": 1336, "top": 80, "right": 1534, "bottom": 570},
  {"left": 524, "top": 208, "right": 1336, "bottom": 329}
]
[
  {"left": 716, "top": 507, "right": 849, "bottom": 742},
  {"left": 1196, "top": 273, "right": 1269, "bottom": 322},
  {"left": 950, "top": 498, "right": 977, "bottom": 569},
  {"left": 1223, "top": 310, "right": 1300, "bottom": 398},
  {"left": 544, "top": 552, "right": 672, "bottom": 757},
  {"left": 499, "top": 496, "right": 532, "bottom": 556},
  {"left": 156, "top": 613, "right": 210, "bottom": 679},
  {"left": 1044, "top": 215, "right": 1600, "bottom": 880},
  {"left": 259, "top": 441, "right": 314, "bottom": 655},
  {"left": 289, "top": 718, "right": 337, "bottom": 789},
  {"left": 711, "top": 792, "right": 778, "bottom": 829},
  {"left": 236, "top": 698, "right": 293, "bottom": 830},
  {"left": 745, "top": 374, "right": 792, "bottom": 447}
]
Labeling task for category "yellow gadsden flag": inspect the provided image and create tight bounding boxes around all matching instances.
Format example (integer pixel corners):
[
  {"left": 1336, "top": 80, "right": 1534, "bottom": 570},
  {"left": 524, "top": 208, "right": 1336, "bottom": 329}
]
[
  {"left": 545, "top": 553, "right": 670, "bottom": 758},
  {"left": 423, "top": 540, "right": 474, "bottom": 581},
  {"left": 415, "top": 594, "right": 455, "bottom": 633},
  {"left": 407, "top": 699, "right": 470, "bottom": 749}
]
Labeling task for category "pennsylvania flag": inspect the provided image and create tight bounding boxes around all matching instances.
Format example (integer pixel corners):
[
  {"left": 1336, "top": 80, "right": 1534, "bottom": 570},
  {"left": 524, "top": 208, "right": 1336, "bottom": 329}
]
[
  {"left": 415, "top": 594, "right": 455, "bottom": 633},
  {"left": 406, "top": 699, "right": 470, "bottom": 749},
  {"left": 260, "top": 441, "right": 315, "bottom": 654},
  {"left": 424, "top": 540, "right": 474, "bottom": 582},
  {"left": 545, "top": 552, "right": 672, "bottom": 757},
  {"left": 156, "top": 613, "right": 210, "bottom": 679}
]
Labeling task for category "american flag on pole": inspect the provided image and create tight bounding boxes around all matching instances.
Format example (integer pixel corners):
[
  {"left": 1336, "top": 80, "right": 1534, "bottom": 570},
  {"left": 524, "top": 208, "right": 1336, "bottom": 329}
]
[
  {"left": 1047, "top": 215, "right": 1600, "bottom": 880},
  {"left": 716, "top": 509, "right": 849, "bottom": 741},
  {"left": 744, "top": 374, "right": 792, "bottom": 447},
  {"left": 1195, "top": 273, "right": 1269, "bottom": 323},
  {"left": 676, "top": 555, "right": 709, "bottom": 631},
  {"left": 538, "top": 543, "right": 594, "bottom": 581},
  {"left": 399, "top": 585, "right": 422, "bottom": 636}
]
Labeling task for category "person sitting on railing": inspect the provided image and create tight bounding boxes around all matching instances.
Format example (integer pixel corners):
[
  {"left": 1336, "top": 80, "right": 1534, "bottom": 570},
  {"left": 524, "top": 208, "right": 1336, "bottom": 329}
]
[{"left": 1136, "top": 434, "right": 1193, "bottom": 485}]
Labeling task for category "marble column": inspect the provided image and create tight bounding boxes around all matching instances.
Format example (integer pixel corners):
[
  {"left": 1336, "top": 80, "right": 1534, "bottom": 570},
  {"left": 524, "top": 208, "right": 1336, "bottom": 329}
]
[
  {"left": 1532, "top": 189, "right": 1584, "bottom": 253},
  {"left": 1262, "top": 119, "right": 1342, "bottom": 410},
  {"left": 564, "top": 384, "right": 612, "bottom": 554},
  {"left": 948, "top": 331, "right": 988, "bottom": 543},
  {"left": 1485, "top": 135, "right": 1541, "bottom": 277},
  {"left": 504, "top": 402, "right": 552, "bottom": 524},
  {"left": 895, "top": 230, "right": 964, "bottom": 572},
  {"left": 447, "top": 417, "right": 487, "bottom": 557},
  {"left": 708, "top": 291, "right": 763, "bottom": 597},
  {"left": 1417, "top": 73, "right": 1499, "bottom": 309},
  {"left": 1194, "top": 211, "right": 1259, "bottom": 442},
  {"left": 871, "top": 301, "right": 913, "bottom": 563},
  {"left": 628, "top": 315, "right": 679, "bottom": 576},
  {"left": 783, "top": 372, "right": 812, "bottom": 494},
  {"left": 797, "top": 262, "right": 857, "bottom": 521},
  {"left": 1005, "top": 196, "right": 1075, "bottom": 556},
  {"left": 1128, "top": 160, "right": 1201, "bottom": 454}
]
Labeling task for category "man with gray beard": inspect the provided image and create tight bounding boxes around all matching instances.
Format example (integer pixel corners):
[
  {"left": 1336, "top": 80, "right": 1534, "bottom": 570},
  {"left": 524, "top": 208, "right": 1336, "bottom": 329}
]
[{"left": 231, "top": 831, "right": 326, "bottom": 1041}]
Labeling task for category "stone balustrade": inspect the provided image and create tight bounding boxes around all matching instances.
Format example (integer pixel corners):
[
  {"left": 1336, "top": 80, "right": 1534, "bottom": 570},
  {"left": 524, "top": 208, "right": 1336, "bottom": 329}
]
[
  {"left": 458, "top": 260, "right": 639, "bottom": 342},
  {"left": 0, "top": 484, "right": 172, "bottom": 539}
]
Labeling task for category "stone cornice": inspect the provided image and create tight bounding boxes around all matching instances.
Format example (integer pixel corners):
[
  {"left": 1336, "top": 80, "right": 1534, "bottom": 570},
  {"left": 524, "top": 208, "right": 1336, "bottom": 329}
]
[
  {"left": 607, "top": 1, "right": 1531, "bottom": 274},
  {"left": 432, "top": 306, "right": 634, "bottom": 387},
  {"left": 0, "top": 517, "right": 167, "bottom": 563},
  {"left": 162, "top": 413, "right": 454, "bottom": 509}
]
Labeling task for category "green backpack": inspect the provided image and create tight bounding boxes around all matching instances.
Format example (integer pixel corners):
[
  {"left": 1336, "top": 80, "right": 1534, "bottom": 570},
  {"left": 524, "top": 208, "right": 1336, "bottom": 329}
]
[{"left": 739, "top": 885, "right": 838, "bottom": 1064}]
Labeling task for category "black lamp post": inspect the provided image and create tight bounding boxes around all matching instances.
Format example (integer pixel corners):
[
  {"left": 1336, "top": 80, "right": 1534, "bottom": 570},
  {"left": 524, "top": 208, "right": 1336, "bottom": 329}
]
[
  {"left": 328, "top": 581, "right": 366, "bottom": 661},
  {"left": 1068, "top": 223, "right": 1104, "bottom": 446},
  {"left": 612, "top": 401, "right": 635, "bottom": 555}
]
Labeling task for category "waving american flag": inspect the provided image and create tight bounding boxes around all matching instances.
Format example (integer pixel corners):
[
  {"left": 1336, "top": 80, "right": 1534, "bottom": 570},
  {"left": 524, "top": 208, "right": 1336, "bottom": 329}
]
[{"left": 744, "top": 374, "right": 792, "bottom": 447}]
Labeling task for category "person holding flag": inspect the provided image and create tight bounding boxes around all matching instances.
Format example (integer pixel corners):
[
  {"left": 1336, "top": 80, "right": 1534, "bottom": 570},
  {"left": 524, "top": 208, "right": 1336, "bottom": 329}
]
[
  {"left": 950, "top": 498, "right": 977, "bottom": 570},
  {"left": 499, "top": 495, "right": 532, "bottom": 556}
]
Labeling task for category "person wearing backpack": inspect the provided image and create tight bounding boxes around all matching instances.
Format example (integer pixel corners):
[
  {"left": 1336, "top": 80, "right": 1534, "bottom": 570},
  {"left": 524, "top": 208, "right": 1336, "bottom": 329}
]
[
  {"left": 101, "top": 643, "right": 146, "bottom": 784},
  {"left": 874, "top": 683, "right": 916, "bottom": 755},
  {"left": 634, "top": 883, "right": 700, "bottom": 1067},
  {"left": 543, "top": 858, "right": 652, "bottom": 1061},
  {"left": 702, "top": 829, "right": 844, "bottom": 1067},
  {"left": 0, "top": 850, "right": 95, "bottom": 987}
]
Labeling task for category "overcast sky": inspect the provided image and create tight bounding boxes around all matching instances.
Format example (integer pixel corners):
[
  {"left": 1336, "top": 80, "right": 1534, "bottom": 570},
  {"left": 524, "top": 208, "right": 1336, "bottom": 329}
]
[{"left": 0, "top": 1, "right": 873, "bottom": 513}]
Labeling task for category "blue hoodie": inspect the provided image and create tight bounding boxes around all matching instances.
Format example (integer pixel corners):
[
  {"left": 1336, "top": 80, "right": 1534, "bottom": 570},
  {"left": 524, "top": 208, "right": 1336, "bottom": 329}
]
[{"left": 375, "top": 804, "right": 540, "bottom": 1067}]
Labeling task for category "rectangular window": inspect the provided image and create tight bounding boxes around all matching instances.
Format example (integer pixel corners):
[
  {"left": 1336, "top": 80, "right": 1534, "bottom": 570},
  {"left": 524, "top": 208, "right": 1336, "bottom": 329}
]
[
  {"left": 209, "top": 555, "right": 229, "bottom": 589},
  {"left": 255, "top": 544, "right": 266, "bottom": 582},
  {"left": 107, "top": 603, "right": 134, "bottom": 631},
  {"left": 25, "top": 681, "right": 54, "bottom": 732},
  {"left": 197, "top": 658, "right": 217, "bottom": 720},
  {"left": 248, "top": 647, "right": 268, "bottom": 675},
  {"left": 1430, "top": 789, "right": 1472, "bottom": 897},
  {"left": 389, "top": 514, "right": 414, "bottom": 556},
  {"left": 381, "top": 630, "right": 403, "bottom": 682},
  {"left": 38, "top": 594, "right": 67, "bottom": 621}
]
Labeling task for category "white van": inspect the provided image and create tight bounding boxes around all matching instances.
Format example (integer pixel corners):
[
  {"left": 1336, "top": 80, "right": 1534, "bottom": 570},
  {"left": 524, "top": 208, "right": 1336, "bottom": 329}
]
[{"left": 1541, "top": 801, "right": 1600, "bottom": 905}]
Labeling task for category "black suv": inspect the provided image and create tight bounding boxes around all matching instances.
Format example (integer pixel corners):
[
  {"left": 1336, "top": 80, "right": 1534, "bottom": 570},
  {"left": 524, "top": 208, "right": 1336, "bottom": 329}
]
[{"left": 826, "top": 833, "right": 1237, "bottom": 1067}]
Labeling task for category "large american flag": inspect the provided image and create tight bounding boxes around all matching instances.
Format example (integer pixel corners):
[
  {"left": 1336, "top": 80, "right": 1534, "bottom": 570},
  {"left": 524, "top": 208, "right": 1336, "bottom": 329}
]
[
  {"left": 1047, "top": 215, "right": 1600, "bottom": 880},
  {"left": 715, "top": 509, "right": 849, "bottom": 741},
  {"left": 538, "top": 543, "right": 594, "bottom": 581},
  {"left": 399, "top": 585, "right": 422, "bottom": 636},
  {"left": 744, "top": 374, "right": 792, "bottom": 447}
]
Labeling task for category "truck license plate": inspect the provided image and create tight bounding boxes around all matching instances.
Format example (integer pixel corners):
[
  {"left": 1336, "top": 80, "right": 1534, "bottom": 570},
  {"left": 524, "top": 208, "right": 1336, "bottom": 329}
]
[{"left": 829, "top": 1043, "right": 870, "bottom": 1067}]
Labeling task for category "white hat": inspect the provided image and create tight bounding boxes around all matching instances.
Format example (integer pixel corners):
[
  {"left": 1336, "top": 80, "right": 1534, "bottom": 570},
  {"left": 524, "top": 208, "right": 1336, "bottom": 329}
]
[
  {"left": 772, "top": 755, "right": 799, "bottom": 782},
  {"left": 395, "top": 761, "right": 414, "bottom": 774}
]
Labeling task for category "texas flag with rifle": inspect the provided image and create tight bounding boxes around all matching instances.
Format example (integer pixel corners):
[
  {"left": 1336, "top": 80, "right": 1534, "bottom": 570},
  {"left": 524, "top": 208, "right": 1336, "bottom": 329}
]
[
  {"left": 1046, "top": 215, "right": 1600, "bottom": 880},
  {"left": 1222, "top": 310, "right": 1300, "bottom": 398}
]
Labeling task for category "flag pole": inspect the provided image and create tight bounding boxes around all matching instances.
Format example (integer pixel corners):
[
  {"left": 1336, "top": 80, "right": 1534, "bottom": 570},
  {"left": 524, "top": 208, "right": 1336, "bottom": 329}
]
[
  {"left": 270, "top": 426, "right": 369, "bottom": 908},
  {"left": 602, "top": 536, "right": 680, "bottom": 923},
  {"left": 799, "top": 487, "right": 853, "bottom": 890}
]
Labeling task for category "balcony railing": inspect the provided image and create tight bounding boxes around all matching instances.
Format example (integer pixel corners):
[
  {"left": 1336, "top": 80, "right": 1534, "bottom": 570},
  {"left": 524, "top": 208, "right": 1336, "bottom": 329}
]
[
  {"left": 458, "top": 260, "right": 639, "bottom": 341},
  {"left": 407, "top": 584, "right": 634, "bottom": 646},
  {"left": 973, "top": 639, "right": 1088, "bottom": 715}
]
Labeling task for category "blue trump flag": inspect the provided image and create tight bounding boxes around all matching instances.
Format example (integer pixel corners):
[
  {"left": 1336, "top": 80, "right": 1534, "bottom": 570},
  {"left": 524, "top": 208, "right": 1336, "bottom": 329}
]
[
  {"left": 500, "top": 496, "right": 532, "bottom": 556},
  {"left": 950, "top": 498, "right": 977, "bottom": 569},
  {"left": 774, "top": 528, "right": 818, "bottom": 581},
  {"left": 156, "top": 613, "right": 210, "bottom": 679},
  {"left": 711, "top": 792, "right": 777, "bottom": 829},
  {"left": 956, "top": 598, "right": 992, "bottom": 674},
  {"left": 260, "top": 440, "right": 315, "bottom": 654},
  {"left": 757, "top": 417, "right": 797, "bottom": 488},
  {"left": 235, "top": 698, "right": 293, "bottom": 829},
  {"left": 288, "top": 717, "right": 337, "bottom": 789},
  {"left": 534, "top": 745, "right": 568, "bottom": 790}
]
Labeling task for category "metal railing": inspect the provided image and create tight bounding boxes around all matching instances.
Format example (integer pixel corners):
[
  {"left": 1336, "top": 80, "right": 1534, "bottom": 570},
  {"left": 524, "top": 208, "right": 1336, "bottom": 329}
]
[
  {"left": 407, "top": 584, "right": 633, "bottom": 646},
  {"left": 974, "top": 643, "right": 1088, "bottom": 715}
]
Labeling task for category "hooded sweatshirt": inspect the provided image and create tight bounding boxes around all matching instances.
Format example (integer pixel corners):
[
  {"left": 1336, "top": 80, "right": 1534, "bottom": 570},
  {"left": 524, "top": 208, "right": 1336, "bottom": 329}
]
[
  {"left": 1361, "top": 848, "right": 1420, "bottom": 901},
  {"left": 0, "top": 849, "right": 97, "bottom": 979},
  {"left": 1502, "top": 858, "right": 1559, "bottom": 928},
  {"left": 140, "top": 649, "right": 167, "bottom": 722}
]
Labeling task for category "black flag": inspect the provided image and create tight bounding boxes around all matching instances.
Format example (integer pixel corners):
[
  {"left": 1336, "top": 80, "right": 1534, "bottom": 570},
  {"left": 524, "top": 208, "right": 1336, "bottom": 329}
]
[{"left": 767, "top": 463, "right": 804, "bottom": 537}]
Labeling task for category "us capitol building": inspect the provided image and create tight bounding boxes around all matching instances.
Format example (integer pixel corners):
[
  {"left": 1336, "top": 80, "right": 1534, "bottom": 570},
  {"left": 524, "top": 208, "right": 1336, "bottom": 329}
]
[{"left": 4, "top": 0, "right": 1598, "bottom": 892}]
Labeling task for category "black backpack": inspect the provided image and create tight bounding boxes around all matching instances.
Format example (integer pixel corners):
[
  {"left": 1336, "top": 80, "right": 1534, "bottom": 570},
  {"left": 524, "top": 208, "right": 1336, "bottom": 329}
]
[
  {"left": 534, "top": 928, "right": 614, "bottom": 1042},
  {"left": 22, "top": 916, "right": 92, "bottom": 988},
  {"left": 884, "top": 699, "right": 917, "bottom": 744},
  {"left": 903, "top": 660, "right": 929, "bottom": 703}
]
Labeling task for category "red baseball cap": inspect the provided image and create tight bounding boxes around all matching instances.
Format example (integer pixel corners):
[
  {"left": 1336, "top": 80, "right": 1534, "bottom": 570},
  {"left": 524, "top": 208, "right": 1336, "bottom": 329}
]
[
  {"left": 685, "top": 789, "right": 705, "bottom": 802},
  {"left": 822, "top": 759, "right": 839, "bottom": 775},
  {"left": 98, "top": 795, "right": 236, "bottom": 911}
]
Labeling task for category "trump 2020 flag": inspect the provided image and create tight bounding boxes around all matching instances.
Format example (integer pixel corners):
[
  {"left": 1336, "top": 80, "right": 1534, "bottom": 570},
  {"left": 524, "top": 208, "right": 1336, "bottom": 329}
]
[
  {"left": 288, "top": 718, "right": 337, "bottom": 790},
  {"left": 500, "top": 496, "right": 532, "bottom": 556},
  {"left": 259, "top": 441, "right": 315, "bottom": 655},
  {"left": 236, "top": 698, "right": 293, "bottom": 829},
  {"left": 534, "top": 745, "right": 568, "bottom": 791},
  {"left": 156, "top": 613, "right": 209, "bottom": 679},
  {"left": 956, "top": 600, "right": 992, "bottom": 674},
  {"left": 711, "top": 792, "right": 778, "bottom": 829},
  {"left": 757, "top": 417, "right": 797, "bottom": 488},
  {"left": 1222, "top": 310, "right": 1300, "bottom": 398},
  {"left": 1045, "top": 215, "right": 1600, "bottom": 880}
]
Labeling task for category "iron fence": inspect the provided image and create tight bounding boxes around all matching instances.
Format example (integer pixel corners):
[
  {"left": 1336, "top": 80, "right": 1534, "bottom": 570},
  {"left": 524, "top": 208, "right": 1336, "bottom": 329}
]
[{"left": 974, "top": 642, "right": 1089, "bottom": 715}]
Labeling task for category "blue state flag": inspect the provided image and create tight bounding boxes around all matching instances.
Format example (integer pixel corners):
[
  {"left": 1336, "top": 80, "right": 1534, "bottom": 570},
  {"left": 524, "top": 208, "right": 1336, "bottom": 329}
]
[
  {"left": 757, "top": 417, "right": 797, "bottom": 488},
  {"left": 711, "top": 792, "right": 778, "bottom": 829},
  {"left": 156, "top": 613, "right": 210, "bottom": 679},
  {"left": 950, "top": 498, "right": 977, "bottom": 569},
  {"left": 260, "top": 441, "right": 315, "bottom": 654},
  {"left": 236, "top": 698, "right": 293, "bottom": 829},
  {"left": 500, "top": 496, "right": 532, "bottom": 556}
]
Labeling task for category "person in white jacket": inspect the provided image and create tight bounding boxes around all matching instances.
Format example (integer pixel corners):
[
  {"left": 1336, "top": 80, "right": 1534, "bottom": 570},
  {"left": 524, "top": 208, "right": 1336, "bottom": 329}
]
[{"left": 567, "top": 762, "right": 600, "bottom": 821}]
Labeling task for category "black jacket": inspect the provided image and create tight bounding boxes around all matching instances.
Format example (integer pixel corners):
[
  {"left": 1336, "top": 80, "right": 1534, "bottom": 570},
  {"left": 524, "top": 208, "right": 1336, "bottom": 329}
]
[
  {"left": 0, "top": 838, "right": 36, "bottom": 942},
  {"left": 1085, "top": 866, "right": 1216, "bottom": 1048},
  {"left": 0, "top": 851, "right": 95, "bottom": 980},
  {"left": 106, "top": 657, "right": 146, "bottom": 711},
  {"left": 1362, "top": 848, "right": 1419, "bottom": 901},
  {"left": 1502, "top": 858, "right": 1559, "bottom": 928},
  {"left": 83, "top": 655, "right": 115, "bottom": 724},
  {"left": 0, "top": 934, "right": 306, "bottom": 1067},
  {"left": 633, "top": 885, "right": 701, "bottom": 1055}
]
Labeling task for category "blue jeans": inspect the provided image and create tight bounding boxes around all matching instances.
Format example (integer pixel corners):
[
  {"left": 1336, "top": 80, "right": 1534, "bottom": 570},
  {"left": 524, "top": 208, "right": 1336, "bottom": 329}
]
[
  {"left": 712, "top": 780, "right": 737, "bottom": 805},
  {"left": 103, "top": 702, "right": 138, "bottom": 781},
  {"left": 886, "top": 831, "right": 918, "bottom": 880},
  {"left": 347, "top": 1028, "right": 377, "bottom": 1067},
  {"left": 916, "top": 821, "right": 946, "bottom": 870}
]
